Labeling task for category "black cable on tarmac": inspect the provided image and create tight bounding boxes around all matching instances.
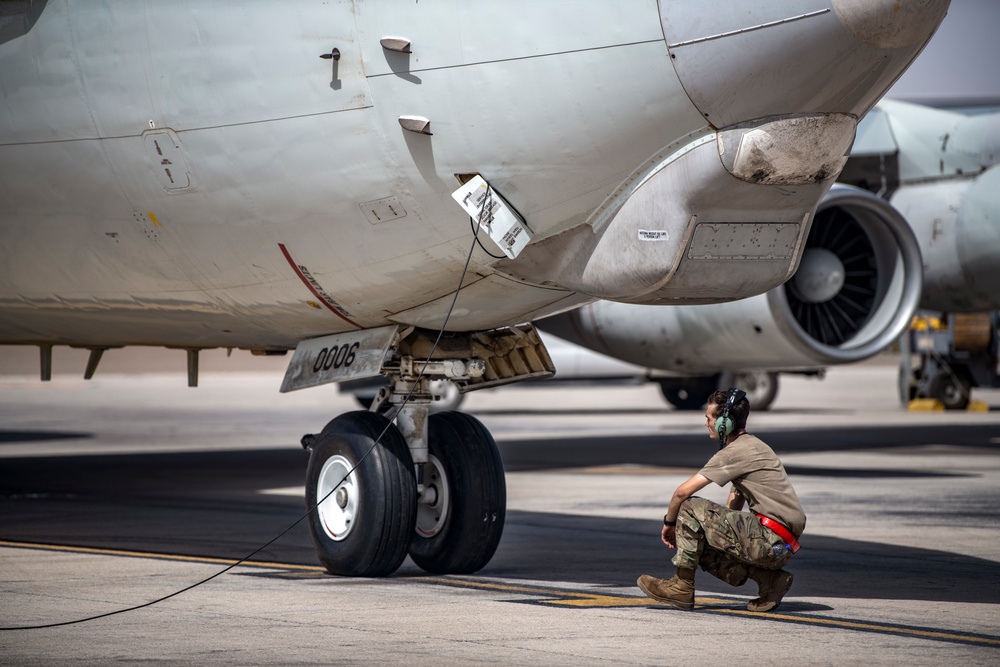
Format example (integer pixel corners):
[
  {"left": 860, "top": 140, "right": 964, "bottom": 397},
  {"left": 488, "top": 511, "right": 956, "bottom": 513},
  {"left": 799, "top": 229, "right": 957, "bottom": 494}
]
[{"left": 0, "top": 188, "right": 501, "bottom": 631}]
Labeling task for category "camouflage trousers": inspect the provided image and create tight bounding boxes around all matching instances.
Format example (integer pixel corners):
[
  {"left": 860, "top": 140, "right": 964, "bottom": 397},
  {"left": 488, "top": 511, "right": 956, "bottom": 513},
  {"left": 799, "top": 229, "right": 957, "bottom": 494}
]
[{"left": 671, "top": 496, "right": 792, "bottom": 586}]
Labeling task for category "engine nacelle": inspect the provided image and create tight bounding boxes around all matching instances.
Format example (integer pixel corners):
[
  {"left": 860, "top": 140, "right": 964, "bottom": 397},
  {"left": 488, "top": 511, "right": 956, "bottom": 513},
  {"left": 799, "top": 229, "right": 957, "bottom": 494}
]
[
  {"left": 538, "top": 184, "right": 922, "bottom": 372},
  {"left": 892, "top": 164, "right": 1000, "bottom": 313}
]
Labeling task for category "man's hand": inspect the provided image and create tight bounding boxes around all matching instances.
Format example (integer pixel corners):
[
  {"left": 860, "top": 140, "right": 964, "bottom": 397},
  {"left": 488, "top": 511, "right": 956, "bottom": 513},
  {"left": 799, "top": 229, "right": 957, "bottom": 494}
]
[{"left": 661, "top": 524, "right": 676, "bottom": 549}]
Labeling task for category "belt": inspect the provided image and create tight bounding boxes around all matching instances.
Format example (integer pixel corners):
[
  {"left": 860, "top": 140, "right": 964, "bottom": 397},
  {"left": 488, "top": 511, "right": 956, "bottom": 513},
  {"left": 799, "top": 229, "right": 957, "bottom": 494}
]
[{"left": 756, "top": 513, "right": 800, "bottom": 553}]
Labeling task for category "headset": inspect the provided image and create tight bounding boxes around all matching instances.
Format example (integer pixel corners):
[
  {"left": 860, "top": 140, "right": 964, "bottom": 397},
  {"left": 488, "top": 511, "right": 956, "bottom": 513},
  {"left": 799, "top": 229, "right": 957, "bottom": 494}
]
[{"left": 715, "top": 387, "right": 747, "bottom": 446}]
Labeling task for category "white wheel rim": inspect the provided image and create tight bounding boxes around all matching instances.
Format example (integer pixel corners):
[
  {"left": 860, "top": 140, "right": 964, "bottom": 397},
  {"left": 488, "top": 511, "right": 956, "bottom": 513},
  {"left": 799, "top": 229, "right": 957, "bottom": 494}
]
[
  {"left": 734, "top": 371, "right": 774, "bottom": 405},
  {"left": 415, "top": 455, "right": 450, "bottom": 538},
  {"left": 317, "top": 454, "right": 358, "bottom": 541}
]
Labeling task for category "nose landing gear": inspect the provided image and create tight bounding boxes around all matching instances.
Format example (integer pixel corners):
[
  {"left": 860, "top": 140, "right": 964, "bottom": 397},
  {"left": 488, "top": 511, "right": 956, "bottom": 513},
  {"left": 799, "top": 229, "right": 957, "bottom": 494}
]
[{"left": 302, "top": 325, "right": 552, "bottom": 576}]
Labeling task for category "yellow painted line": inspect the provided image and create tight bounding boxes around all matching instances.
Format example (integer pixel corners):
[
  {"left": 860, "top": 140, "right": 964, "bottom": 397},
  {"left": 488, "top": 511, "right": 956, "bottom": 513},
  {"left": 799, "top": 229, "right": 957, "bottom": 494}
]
[
  {"left": 424, "top": 577, "right": 728, "bottom": 608},
  {"left": 0, "top": 540, "right": 325, "bottom": 572},
  {"left": 424, "top": 576, "right": 1000, "bottom": 647},
  {"left": 708, "top": 607, "right": 1000, "bottom": 646},
  {"left": 541, "top": 594, "right": 735, "bottom": 608},
  {"left": 5, "top": 541, "right": 998, "bottom": 647},
  {"left": 147, "top": 212, "right": 162, "bottom": 227}
]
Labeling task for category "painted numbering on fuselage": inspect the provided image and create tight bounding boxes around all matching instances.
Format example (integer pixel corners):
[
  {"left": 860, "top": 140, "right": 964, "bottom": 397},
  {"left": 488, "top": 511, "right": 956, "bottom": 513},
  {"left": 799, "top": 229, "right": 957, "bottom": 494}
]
[{"left": 312, "top": 342, "right": 360, "bottom": 373}]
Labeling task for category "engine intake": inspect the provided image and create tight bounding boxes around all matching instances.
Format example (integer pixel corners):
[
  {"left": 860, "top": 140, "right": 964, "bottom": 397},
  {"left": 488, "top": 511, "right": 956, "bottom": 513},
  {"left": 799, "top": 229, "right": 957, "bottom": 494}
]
[
  {"left": 770, "top": 183, "right": 923, "bottom": 363},
  {"left": 537, "top": 184, "right": 923, "bottom": 373}
]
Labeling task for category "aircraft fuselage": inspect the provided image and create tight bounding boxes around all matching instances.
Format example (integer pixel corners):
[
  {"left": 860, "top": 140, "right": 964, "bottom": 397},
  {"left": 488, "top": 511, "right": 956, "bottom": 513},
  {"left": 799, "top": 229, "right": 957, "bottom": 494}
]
[{"left": 0, "top": 1, "right": 949, "bottom": 350}]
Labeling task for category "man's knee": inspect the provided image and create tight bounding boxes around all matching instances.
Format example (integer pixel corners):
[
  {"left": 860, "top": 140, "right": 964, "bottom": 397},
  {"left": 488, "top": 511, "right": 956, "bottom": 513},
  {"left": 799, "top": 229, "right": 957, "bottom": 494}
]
[{"left": 678, "top": 496, "right": 717, "bottom": 520}]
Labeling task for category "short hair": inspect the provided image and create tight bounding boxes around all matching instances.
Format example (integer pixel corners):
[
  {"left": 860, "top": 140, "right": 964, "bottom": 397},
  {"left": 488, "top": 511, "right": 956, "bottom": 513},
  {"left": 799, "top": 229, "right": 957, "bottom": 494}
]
[{"left": 708, "top": 390, "right": 750, "bottom": 431}]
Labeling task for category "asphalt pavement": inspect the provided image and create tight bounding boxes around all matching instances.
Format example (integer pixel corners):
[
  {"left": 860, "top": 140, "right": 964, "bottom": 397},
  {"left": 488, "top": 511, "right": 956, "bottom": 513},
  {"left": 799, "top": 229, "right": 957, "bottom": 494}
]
[{"left": 1, "top": 354, "right": 998, "bottom": 665}]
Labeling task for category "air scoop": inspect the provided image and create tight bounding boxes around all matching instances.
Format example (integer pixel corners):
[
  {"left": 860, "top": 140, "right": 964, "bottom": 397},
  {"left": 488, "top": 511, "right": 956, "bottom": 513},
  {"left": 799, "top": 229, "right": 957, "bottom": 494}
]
[{"left": 717, "top": 114, "right": 856, "bottom": 186}]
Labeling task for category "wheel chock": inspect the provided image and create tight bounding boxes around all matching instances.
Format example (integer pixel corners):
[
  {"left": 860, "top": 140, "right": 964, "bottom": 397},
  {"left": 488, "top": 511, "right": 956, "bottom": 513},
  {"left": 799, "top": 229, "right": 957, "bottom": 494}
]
[
  {"left": 908, "top": 398, "right": 943, "bottom": 411},
  {"left": 967, "top": 400, "right": 989, "bottom": 412}
]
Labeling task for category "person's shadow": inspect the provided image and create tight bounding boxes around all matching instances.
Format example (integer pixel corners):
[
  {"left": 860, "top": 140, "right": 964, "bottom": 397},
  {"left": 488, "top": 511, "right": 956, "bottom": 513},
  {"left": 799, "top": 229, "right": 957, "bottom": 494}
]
[{"left": 482, "top": 509, "right": 1000, "bottom": 608}]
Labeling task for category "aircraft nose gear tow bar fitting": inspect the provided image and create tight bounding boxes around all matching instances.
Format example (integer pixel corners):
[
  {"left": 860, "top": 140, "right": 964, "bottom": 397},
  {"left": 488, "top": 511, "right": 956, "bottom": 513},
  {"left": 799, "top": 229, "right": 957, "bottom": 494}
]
[{"left": 291, "top": 324, "right": 554, "bottom": 577}]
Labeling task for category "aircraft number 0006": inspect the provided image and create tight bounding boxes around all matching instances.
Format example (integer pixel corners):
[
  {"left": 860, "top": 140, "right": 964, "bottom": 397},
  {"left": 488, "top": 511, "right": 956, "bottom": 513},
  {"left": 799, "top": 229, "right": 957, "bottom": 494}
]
[{"left": 312, "top": 342, "right": 359, "bottom": 373}]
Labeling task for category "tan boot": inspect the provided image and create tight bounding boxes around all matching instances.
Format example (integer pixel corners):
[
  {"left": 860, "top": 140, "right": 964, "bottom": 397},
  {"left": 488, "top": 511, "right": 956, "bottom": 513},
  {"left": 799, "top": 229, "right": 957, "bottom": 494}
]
[
  {"left": 636, "top": 568, "right": 695, "bottom": 610},
  {"left": 747, "top": 567, "right": 793, "bottom": 612}
]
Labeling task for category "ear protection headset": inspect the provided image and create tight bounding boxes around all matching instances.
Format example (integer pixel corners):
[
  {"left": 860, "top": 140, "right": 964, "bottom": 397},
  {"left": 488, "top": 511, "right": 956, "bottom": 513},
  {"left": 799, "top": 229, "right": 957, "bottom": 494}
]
[{"left": 716, "top": 387, "right": 747, "bottom": 445}]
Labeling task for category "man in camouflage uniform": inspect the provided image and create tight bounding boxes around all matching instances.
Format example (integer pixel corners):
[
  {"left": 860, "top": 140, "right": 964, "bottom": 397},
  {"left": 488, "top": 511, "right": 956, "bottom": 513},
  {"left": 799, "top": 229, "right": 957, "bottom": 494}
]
[{"left": 637, "top": 389, "right": 805, "bottom": 611}]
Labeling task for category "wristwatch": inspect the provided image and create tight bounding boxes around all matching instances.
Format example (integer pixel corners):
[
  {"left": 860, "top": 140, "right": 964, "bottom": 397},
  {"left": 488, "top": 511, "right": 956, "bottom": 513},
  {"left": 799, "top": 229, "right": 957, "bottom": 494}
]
[{"left": 663, "top": 514, "right": 676, "bottom": 527}]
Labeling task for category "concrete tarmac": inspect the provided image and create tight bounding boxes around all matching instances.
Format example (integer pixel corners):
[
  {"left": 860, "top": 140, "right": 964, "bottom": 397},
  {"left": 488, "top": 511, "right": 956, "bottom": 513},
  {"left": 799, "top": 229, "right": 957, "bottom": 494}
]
[{"left": 1, "top": 354, "right": 999, "bottom": 665}]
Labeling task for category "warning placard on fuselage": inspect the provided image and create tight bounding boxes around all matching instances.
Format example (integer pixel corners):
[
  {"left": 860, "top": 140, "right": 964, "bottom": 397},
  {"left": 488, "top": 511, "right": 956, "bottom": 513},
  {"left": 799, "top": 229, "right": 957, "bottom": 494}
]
[{"left": 451, "top": 176, "right": 531, "bottom": 259}]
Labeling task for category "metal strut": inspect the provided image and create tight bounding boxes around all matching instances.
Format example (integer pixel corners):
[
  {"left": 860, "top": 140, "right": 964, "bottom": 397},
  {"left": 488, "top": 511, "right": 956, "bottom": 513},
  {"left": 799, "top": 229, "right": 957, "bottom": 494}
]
[{"left": 371, "top": 324, "right": 556, "bottom": 463}]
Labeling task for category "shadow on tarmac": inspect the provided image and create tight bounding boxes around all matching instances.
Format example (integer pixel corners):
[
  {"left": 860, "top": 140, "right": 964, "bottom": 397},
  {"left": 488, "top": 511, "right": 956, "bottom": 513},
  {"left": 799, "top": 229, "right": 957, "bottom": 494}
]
[
  {"left": 1, "top": 425, "right": 998, "bottom": 609},
  {"left": 490, "top": 511, "right": 1000, "bottom": 605},
  {"left": 496, "top": 424, "right": 997, "bottom": 472},
  {"left": 0, "top": 429, "right": 92, "bottom": 443}
]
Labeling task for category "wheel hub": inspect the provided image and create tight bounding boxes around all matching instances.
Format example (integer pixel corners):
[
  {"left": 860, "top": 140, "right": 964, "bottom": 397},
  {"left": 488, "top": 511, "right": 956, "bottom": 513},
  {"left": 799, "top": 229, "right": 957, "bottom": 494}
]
[
  {"left": 316, "top": 455, "right": 358, "bottom": 541},
  {"left": 415, "top": 455, "right": 450, "bottom": 538}
]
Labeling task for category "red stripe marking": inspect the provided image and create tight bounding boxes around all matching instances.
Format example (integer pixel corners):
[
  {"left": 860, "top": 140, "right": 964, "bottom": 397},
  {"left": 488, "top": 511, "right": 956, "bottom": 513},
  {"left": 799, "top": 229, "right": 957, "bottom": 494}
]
[{"left": 279, "top": 243, "right": 361, "bottom": 329}]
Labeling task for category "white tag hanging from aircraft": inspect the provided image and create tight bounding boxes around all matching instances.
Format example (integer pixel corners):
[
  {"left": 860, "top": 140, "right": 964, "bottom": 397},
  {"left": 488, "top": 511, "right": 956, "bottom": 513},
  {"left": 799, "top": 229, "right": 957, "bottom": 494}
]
[{"left": 451, "top": 176, "right": 531, "bottom": 259}]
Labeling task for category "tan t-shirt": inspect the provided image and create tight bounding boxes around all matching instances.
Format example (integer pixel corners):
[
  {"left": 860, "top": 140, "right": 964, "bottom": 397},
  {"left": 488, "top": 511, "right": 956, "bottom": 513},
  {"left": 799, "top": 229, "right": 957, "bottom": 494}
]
[{"left": 699, "top": 433, "right": 806, "bottom": 537}]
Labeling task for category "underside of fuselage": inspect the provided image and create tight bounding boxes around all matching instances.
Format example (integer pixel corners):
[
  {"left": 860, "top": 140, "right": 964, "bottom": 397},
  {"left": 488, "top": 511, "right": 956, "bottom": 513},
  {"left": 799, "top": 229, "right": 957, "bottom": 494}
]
[{"left": 0, "top": 0, "right": 950, "bottom": 349}]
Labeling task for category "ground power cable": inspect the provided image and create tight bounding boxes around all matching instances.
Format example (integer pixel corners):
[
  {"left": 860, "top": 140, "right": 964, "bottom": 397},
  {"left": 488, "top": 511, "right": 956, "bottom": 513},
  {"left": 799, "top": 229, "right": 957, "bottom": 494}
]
[{"left": 0, "top": 188, "right": 500, "bottom": 631}]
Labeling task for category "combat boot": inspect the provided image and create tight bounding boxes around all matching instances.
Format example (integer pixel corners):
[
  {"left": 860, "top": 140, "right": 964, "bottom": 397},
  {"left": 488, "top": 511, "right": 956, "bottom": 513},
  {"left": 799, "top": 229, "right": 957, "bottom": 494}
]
[
  {"left": 636, "top": 568, "right": 695, "bottom": 610},
  {"left": 747, "top": 567, "right": 793, "bottom": 612}
]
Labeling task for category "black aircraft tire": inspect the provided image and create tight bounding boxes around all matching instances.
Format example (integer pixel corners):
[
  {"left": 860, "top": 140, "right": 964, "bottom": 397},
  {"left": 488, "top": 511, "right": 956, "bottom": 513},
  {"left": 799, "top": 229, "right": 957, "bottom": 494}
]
[
  {"left": 929, "top": 369, "right": 972, "bottom": 411},
  {"left": 409, "top": 411, "right": 506, "bottom": 575},
  {"left": 898, "top": 365, "right": 918, "bottom": 404},
  {"left": 305, "top": 411, "right": 416, "bottom": 577},
  {"left": 719, "top": 371, "right": 779, "bottom": 411},
  {"left": 658, "top": 375, "right": 719, "bottom": 411}
]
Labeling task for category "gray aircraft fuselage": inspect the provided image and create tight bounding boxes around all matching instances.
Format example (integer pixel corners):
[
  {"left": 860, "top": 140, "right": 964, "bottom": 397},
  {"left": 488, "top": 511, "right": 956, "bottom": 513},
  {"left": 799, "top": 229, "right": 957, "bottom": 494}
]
[{"left": 0, "top": 0, "right": 950, "bottom": 351}]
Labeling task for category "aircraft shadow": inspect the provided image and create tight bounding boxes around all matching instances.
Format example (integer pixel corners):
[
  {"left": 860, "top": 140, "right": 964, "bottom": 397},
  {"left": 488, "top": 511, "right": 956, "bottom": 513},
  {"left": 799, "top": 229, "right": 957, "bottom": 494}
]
[
  {"left": 1, "top": 436, "right": 996, "bottom": 608},
  {"left": 473, "top": 407, "right": 668, "bottom": 417},
  {"left": 0, "top": 429, "right": 92, "bottom": 443},
  {"left": 497, "top": 422, "right": 999, "bottom": 471},
  {"left": 486, "top": 510, "right": 1000, "bottom": 605}
]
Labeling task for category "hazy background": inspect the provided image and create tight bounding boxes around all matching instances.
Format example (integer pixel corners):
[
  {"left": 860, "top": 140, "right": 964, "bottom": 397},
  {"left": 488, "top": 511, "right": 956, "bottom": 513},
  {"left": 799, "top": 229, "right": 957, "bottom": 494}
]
[{"left": 887, "top": 0, "right": 1000, "bottom": 107}]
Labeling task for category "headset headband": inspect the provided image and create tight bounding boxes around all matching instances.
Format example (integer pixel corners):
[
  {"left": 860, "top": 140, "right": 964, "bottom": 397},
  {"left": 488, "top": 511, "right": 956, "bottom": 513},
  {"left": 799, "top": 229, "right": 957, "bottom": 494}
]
[{"left": 716, "top": 387, "right": 747, "bottom": 446}]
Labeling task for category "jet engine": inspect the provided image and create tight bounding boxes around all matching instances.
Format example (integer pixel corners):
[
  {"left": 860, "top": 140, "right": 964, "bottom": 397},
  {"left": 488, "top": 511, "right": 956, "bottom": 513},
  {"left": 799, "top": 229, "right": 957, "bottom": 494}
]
[{"left": 538, "top": 184, "right": 923, "bottom": 374}]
